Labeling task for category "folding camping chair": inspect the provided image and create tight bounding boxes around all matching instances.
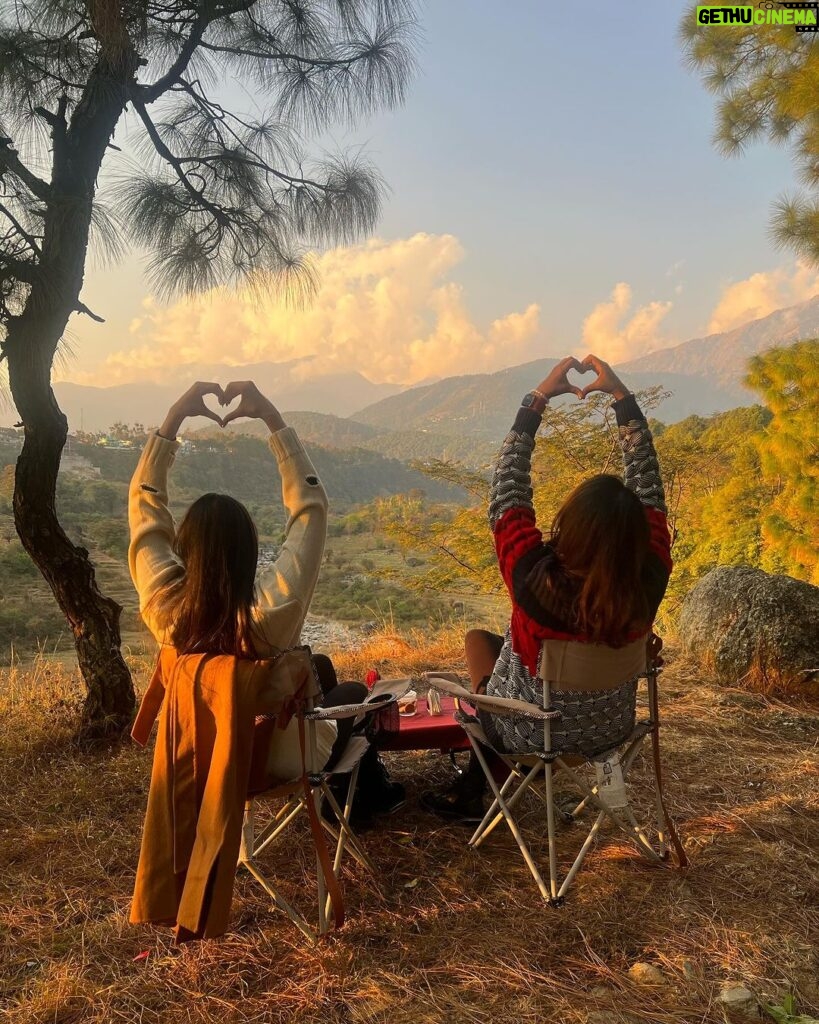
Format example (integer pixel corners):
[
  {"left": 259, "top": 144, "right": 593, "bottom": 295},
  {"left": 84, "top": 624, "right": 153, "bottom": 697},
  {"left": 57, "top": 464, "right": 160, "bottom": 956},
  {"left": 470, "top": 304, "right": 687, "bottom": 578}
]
[
  {"left": 239, "top": 664, "right": 410, "bottom": 941},
  {"left": 426, "top": 635, "right": 687, "bottom": 906}
]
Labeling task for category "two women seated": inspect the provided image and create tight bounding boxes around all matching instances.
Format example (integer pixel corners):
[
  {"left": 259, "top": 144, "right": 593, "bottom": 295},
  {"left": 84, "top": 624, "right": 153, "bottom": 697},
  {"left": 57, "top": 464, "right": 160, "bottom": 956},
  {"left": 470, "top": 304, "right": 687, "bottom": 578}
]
[{"left": 128, "top": 354, "right": 671, "bottom": 924}]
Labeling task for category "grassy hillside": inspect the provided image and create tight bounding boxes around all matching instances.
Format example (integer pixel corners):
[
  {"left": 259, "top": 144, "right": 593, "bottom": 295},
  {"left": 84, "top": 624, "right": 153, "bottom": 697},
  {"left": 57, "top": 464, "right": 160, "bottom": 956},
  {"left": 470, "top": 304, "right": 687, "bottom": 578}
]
[{"left": 1, "top": 644, "right": 817, "bottom": 1023}]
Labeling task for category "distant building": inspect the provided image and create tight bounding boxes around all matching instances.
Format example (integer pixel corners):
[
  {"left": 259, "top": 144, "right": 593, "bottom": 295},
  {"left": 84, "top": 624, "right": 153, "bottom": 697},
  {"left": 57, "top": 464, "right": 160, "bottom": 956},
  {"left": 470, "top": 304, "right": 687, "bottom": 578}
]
[{"left": 96, "top": 436, "right": 135, "bottom": 449}]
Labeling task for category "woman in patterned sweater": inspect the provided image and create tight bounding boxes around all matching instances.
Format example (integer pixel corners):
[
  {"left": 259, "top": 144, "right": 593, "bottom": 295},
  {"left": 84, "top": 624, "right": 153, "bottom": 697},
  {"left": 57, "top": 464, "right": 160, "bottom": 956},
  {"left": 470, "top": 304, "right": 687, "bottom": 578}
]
[{"left": 421, "top": 354, "right": 672, "bottom": 822}]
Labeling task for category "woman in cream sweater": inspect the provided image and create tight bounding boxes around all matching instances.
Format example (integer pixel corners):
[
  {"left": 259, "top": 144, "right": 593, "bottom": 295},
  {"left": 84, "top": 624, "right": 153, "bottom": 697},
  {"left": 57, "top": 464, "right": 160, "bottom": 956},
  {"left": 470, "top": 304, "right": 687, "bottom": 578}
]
[{"left": 128, "top": 379, "right": 397, "bottom": 799}]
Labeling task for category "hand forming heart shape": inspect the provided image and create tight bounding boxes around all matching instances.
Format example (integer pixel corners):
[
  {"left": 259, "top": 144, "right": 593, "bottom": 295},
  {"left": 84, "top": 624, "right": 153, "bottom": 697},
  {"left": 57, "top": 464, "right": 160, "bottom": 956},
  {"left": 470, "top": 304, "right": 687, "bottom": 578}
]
[{"left": 533, "top": 353, "right": 628, "bottom": 404}]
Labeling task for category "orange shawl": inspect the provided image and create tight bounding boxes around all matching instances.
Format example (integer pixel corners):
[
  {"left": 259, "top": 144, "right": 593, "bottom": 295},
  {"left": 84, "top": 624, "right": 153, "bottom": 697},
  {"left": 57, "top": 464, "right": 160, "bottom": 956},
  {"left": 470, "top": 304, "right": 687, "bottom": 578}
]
[{"left": 130, "top": 646, "right": 315, "bottom": 941}]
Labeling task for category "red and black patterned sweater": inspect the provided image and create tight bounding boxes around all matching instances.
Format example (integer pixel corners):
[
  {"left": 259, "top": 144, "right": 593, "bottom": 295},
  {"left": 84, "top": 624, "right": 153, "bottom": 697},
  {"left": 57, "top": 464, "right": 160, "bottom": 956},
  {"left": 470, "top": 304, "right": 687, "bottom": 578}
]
[{"left": 483, "top": 393, "right": 672, "bottom": 754}]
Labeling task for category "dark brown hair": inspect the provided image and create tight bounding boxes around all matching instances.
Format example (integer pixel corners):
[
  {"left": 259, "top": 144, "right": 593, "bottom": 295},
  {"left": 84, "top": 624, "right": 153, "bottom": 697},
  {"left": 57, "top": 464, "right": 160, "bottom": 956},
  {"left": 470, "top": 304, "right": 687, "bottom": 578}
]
[
  {"left": 156, "top": 492, "right": 260, "bottom": 657},
  {"left": 527, "top": 474, "right": 651, "bottom": 646}
]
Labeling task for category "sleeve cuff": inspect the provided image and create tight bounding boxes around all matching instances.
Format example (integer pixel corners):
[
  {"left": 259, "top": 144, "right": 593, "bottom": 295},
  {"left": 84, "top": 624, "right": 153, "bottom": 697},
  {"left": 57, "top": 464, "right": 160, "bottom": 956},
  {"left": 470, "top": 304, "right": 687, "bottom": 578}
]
[
  {"left": 146, "top": 431, "right": 180, "bottom": 463},
  {"left": 268, "top": 426, "right": 305, "bottom": 462},
  {"left": 612, "top": 393, "right": 643, "bottom": 426},
  {"left": 512, "top": 406, "right": 543, "bottom": 437}
]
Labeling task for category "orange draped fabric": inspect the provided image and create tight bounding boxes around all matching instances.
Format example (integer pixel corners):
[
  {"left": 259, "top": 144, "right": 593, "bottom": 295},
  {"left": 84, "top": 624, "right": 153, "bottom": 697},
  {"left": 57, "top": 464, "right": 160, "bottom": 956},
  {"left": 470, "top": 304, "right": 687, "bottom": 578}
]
[{"left": 130, "top": 647, "right": 315, "bottom": 941}]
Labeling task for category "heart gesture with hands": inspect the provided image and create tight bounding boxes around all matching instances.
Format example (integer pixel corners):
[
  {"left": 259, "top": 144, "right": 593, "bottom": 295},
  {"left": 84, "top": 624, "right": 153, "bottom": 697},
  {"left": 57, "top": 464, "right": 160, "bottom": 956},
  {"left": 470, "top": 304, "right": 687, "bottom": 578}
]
[
  {"left": 159, "top": 380, "right": 285, "bottom": 439},
  {"left": 532, "top": 353, "right": 629, "bottom": 406},
  {"left": 576, "top": 354, "right": 629, "bottom": 402},
  {"left": 219, "top": 381, "right": 285, "bottom": 432}
]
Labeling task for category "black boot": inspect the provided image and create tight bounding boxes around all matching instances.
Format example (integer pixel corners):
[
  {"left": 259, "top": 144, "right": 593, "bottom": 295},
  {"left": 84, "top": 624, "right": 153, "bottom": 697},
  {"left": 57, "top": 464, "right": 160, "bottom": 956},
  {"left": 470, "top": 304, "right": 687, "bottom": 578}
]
[
  {"left": 356, "top": 746, "right": 406, "bottom": 816},
  {"left": 419, "top": 752, "right": 487, "bottom": 825}
]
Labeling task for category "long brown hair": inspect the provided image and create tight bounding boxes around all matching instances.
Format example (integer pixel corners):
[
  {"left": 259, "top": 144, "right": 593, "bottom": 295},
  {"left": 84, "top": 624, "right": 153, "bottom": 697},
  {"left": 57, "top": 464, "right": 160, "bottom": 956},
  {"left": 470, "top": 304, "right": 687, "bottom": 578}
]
[
  {"left": 527, "top": 474, "right": 651, "bottom": 646},
  {"left": 154, "top": 492, "right": 260, "bottom": 657}
]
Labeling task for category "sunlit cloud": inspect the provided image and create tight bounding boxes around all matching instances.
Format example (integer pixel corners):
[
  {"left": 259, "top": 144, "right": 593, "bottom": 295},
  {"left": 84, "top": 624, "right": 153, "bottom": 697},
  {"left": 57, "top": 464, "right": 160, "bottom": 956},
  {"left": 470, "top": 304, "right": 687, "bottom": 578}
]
[
  {"left": 576, "top": 282, "right": 673, "bottom": 364},
  {"left": 707, "top": 261, "right": 819, "bottom": 334},
  {"left": 78, "top": 233, "right": 548, "bottom": 387}
]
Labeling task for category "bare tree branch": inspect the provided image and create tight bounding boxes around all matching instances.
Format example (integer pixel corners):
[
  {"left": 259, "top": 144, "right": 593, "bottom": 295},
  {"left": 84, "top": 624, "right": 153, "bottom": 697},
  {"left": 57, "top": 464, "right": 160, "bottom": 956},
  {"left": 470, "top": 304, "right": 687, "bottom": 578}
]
[{"left": 0, "top": 139, "right": 50, "bottom": 201}]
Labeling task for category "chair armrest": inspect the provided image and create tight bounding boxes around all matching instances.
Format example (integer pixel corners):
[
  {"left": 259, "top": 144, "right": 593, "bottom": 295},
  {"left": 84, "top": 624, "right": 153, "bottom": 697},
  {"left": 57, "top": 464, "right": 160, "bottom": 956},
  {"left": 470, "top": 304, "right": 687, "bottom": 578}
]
[
  {"left": 426, "top": 675, "right": 557, "bottom": 720},
  {"left": 305, "top": 677, "right": 412, "bottom": 721}
]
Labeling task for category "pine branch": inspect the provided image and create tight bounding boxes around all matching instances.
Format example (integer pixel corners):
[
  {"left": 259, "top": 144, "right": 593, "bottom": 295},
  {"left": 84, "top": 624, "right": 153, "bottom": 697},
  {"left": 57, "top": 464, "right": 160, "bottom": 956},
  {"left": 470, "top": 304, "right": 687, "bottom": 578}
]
[
  {"left": 0, "top": 201, "right": 42, "bottom": 255},
  {"left": 138, "top": 14, "right": 209, "bottom": 104},
  {"left": 0, "top": 139, "right": 50, "bottom": 202},
  {"left": 130, "top": 94, "right": 231, "bottom": 223}
]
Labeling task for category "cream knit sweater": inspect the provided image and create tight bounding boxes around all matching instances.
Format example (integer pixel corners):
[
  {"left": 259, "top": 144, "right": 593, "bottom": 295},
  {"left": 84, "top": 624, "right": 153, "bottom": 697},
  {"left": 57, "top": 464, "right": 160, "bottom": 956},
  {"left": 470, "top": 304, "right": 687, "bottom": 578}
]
[{"left": 128, "top": 426, "right": 335, "bottom": 777}]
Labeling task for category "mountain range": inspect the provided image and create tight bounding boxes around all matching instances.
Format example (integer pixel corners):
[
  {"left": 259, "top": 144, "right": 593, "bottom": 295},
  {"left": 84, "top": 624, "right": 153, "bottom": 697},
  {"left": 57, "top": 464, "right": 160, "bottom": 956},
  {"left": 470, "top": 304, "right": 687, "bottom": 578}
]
[
  {"left": 353, "top": 296, "right": 819, "bottom": 437},
  {"left": 5, "top": 295, "right": 817, "bottom": 443},
  {"left": 44, "top": 362, "right": 398, "bottom": 434}
]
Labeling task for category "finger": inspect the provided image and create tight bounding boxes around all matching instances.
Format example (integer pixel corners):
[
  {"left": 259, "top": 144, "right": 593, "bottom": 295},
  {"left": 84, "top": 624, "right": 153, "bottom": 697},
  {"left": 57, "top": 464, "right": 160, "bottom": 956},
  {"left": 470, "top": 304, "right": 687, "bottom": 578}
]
[
  {"left": 222, "top": 380, "right": 252, "bottom": 404},
  {"left": 196, "top": 381, "right": 224, "bottom": 399},
  {"left": 564, "top": 356, "right": 584, "bottom": 373},
  {"left": 201, "top": 408, "right": 224, "bottom": 427},
  {"left": 580, "top": 375, "right": 603, "bottom": 398},
  {"left": 570, "top": 386, "right": 583, "bottom": 399},
  {"left": 221, "top": 408, "right": 247, "bottom": 427}
]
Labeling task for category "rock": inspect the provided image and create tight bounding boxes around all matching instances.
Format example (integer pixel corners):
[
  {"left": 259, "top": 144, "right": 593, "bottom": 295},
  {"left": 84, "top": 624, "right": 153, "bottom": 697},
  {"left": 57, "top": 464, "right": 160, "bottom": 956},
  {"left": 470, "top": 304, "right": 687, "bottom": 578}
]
[
  {"left": 627, "top": 962, "right": 665, "bottom": 986},
  {"left": 679, "top": 566, "right": 819, "bottom": 693},
  {"left": 299, "top": 616, "right": 360, "bottom": 652},
  {"left": 716, "top": 983, "right": 759, "bottom": 1019}
]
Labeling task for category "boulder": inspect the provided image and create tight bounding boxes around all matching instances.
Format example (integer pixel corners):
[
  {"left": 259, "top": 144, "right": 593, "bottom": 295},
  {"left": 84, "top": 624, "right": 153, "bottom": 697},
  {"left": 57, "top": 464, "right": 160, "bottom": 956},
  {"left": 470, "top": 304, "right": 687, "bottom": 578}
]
[{"left": 679, "top": 567, "right": 819, "bottom": 694}]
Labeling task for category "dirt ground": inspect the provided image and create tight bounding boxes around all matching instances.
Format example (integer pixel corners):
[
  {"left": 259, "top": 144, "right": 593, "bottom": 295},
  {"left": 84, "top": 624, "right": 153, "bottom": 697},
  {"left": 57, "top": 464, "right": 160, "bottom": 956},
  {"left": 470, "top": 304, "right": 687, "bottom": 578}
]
[{"left": 1, "top": 648, "right": 818, "bottom": 1024}]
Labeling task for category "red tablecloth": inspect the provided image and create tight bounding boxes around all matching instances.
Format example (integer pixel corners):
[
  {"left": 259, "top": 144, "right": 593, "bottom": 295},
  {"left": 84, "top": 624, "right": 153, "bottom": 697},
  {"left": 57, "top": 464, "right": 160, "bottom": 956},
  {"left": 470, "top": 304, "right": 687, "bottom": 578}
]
[{"left": 376, "top": 696, "right": 471, "bottom": 753}]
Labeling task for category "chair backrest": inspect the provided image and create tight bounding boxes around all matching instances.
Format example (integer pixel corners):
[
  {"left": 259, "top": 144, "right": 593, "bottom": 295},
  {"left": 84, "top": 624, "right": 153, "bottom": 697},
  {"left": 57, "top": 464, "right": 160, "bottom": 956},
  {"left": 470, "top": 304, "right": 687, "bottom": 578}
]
[{"left": 538, "top": 637, "right": 648, "bottom": 760}]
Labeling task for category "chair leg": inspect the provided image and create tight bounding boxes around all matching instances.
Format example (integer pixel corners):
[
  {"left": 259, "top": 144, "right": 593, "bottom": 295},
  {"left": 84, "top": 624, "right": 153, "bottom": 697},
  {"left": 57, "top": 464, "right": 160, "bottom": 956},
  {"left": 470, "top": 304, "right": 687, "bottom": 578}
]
[
  {"left": 471, "top": 740, "right": 552, "bottom": 904},
  {"left": 556, "top": 810, "right": 607, "bottom": 900},
  {"left": 243, "top": 857, "right": 316, "bottom": 943},
  {"left": 543, "top": 761, "right": 560, "bottom": 902},
  {"left": 254, "top": 799, "right": 305, "bottom": 857},
  {"left": 471, "top": 761, "right": 544, "bottom": 848},
  {"left": 239, "top": 801, "right": 255, "bottom": 864}
]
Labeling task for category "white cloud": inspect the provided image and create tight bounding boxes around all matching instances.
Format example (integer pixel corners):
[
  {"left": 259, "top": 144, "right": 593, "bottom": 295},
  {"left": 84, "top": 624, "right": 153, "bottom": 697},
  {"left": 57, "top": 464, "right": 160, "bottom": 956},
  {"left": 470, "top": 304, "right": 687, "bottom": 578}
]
[
  {"left": 707, "top": 261, "right": 819, "bottom": 334},
  {"left": 576, "top": 282, "right": 673, "bottom": 364},
  {"left": 81, "top": 233, "right": 548, "bottom": 387}
]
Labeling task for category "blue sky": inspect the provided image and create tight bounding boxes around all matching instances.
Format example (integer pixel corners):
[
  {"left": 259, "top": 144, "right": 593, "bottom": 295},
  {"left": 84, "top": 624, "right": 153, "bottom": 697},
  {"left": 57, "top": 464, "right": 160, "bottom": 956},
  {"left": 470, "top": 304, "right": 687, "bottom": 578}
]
[
  {"left": 361, "top": 0, "right": 793, "bottom": 337},
  {"left": 71, "top": 0, "right": 805, "bottom": 385}
]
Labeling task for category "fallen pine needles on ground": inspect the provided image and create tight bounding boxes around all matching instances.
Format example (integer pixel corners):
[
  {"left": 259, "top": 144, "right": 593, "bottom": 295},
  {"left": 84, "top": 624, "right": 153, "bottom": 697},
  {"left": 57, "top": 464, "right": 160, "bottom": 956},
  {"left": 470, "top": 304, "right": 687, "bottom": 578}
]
[{"left": 1, "top": 641, "right": 817, "bottom": 1024}]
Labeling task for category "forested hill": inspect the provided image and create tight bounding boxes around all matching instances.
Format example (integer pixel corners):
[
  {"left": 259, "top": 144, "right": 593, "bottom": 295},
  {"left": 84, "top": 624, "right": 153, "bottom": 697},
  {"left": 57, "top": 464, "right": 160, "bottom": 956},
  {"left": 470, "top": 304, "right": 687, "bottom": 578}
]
[
  {"left": 351, "top": 361, "right": 738, "bottom": 437},
  {"left": 232, "top": 412, "right": 498, "bottom": 467},
  {"left": 0, "top": 433, "right": 469, "bottom": 509}
]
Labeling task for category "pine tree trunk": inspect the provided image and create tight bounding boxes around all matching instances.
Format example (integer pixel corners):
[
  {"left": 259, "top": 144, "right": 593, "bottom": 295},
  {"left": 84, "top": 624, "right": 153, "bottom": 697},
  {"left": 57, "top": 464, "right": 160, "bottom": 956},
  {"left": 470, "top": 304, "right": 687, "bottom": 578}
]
[
  {"left": 8, "top": 335, "right": 135, "bottom": 740},
  {"left": 5, "top": 33, "right": 139, "bottom": 740}
]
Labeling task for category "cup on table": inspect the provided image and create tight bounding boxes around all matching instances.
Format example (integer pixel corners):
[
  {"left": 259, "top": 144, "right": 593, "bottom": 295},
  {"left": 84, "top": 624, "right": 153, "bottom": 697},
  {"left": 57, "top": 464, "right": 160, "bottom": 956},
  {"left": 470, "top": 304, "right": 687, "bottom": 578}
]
[
  {"left": 398, "top": 690, "right": 418, "bottom": 716},
  {"left": 427, "top": 686, "right": 442, "bottom": 716}
]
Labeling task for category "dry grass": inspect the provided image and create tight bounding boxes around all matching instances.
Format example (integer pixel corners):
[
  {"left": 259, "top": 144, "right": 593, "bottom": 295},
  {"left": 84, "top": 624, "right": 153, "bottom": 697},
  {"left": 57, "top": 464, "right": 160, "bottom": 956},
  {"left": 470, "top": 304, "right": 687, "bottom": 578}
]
[{"left": 1, "top": 638, "right": 818, "bottom": 1024}]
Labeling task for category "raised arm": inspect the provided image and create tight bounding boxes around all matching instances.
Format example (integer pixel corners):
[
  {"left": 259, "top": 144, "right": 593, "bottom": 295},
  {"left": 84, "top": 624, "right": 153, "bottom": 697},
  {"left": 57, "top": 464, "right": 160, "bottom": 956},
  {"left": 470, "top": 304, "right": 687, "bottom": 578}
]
[
  {"left": 220, "top": 382, "right": 329, "bottom": 653},
  {"left": 489, "top": 357, "right": 584, "bottom": 593},
  {"left": 579, "top": 354, "right": 672, "bottom": 583},
  {"left": 129, "top": 383, "right": 225, "bottom": 642}
]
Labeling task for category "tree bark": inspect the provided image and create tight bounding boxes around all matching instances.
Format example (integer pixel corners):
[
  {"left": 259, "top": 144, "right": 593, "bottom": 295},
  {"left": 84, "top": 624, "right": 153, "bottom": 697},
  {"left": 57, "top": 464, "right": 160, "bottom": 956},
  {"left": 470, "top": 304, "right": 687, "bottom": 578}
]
[
  {"left": 6, "top": 31, "right": 139, "bottom": 740},
  {"left": 8, "top": 337, "right": 135, "bottom": 739}
]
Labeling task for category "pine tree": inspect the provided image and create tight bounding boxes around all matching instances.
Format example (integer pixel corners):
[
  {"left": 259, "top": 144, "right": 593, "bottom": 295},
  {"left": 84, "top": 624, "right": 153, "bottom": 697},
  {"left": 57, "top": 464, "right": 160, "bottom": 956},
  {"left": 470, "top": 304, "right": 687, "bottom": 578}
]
[
  {"left": 0, "top": 0, "right": 416, "bottom": 738},
  {"left": 680, "top": 4, "right": 819, "bottom": 263},
  {"left": 746, "top": 340, "right": 819, "bottom": 582}
]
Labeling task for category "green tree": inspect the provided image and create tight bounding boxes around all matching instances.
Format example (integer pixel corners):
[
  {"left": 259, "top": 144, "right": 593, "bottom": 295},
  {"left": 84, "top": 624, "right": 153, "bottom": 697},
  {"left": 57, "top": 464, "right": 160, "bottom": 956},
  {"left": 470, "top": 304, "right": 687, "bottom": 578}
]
[
  {"left": 746, "top": 339, "right": 818, "bottom": 582},
  {"left": 681, "top": 4, "right": 819, "bottom": 263},
  {"left": 379, "top": 388, "right": 670, "bottom": 600},
  {"left": 656, "top": 404, "right": 778, "bottom": 616},
  {"left": 0, "top": 0, "right": 416, "bottom": 738}
]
